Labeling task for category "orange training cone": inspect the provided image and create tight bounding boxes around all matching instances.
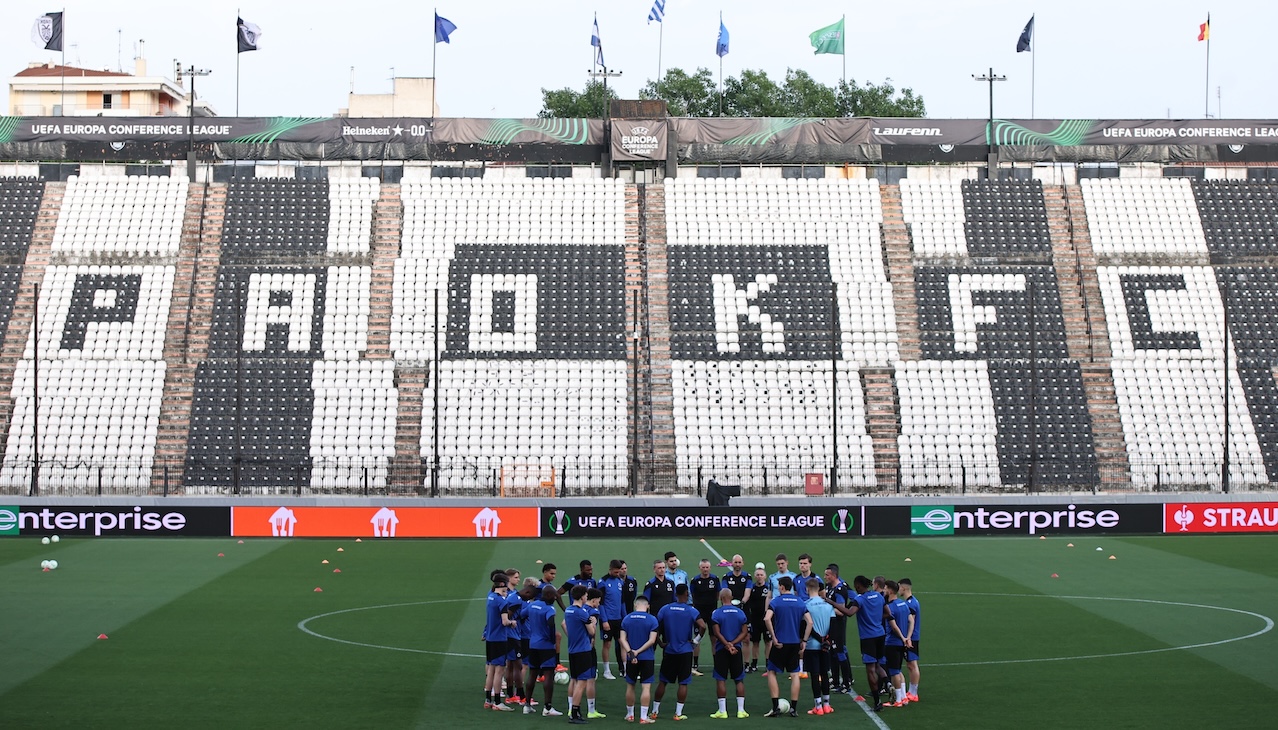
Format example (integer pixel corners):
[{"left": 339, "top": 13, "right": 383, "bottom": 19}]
[
  {"left": 237, "top": 540, "right": 244, "bottom": 544},
  {"left": 1109, "top": 555, "right": 1117, "bottom": 560},
  {"left": 355, "top": 538, "right": 362, "bottom": 543},
  {"left": 97, "top": 634, "right": 109, "bottom": 640},
  {"left": 333, "top": 568, "right": 341, "bottom": 573},
  {"left": 337, "top": 548, "right": 344, "bottom": 552},
  {"left": 1051, "top": 573, "right": 1059, "bottom": 578},
  {"left": 322, "top": 559, "right": 329, "bottom": 564},
  {"left": 314, "top": 587, "right": 323, "bottom": 592},
  {"left": 217, "top": 553, "right": 224, "bottom": 557}
]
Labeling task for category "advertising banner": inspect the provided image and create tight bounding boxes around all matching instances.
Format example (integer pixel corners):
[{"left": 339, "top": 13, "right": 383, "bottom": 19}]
[
  {"left": 611, "top": 119, "right": 668, "bottom": 161},
  {"left": 865, "top": 503, "right": 1163, "bottom": 537},
  {"left": 1164, "top": 502, "right": 1278, "bottom": 533},
  {"left": 231, "top": 505, "right": 539, "bottom": 538},
  {"left": 0, "top": 504, "right": 228, "bottom": 537},
  {"left": 540, "top": 506, "right": 864, "bottom": 538}
]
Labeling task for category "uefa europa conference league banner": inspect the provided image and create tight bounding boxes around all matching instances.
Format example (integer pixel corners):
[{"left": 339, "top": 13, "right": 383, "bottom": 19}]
[
  {"left": 6, "top": 116, "right": 1278, "bottom": 147},
  {"left": 542, "top": 506, "right": 865, "bottom": 538}
]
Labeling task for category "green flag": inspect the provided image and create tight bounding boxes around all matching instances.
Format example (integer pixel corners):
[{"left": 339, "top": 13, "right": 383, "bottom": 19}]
[{"left": 809, "top": 18, "right": 845, "bottom": 55}]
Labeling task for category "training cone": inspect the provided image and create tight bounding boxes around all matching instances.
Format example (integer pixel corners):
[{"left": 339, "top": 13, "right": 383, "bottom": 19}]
[
  {"left": 337, "top": 548, "right": 344, "bottom": 552},
  {"left": 333, "top": 568, "right": 341, "bottom": 573},
  {"left": 1040, "top": 536, "right": 1047, "bottom": 540},
  {"left": 322, "top": 559, "right": 329, "bottom": 564},
  {"left": 97, "top": 634, "right": 108, "bottom": 640},
  {"left": 237, "top": 540, "right": 244, "bottom": 544},
  {"left": 535, "top": 559, "right": 543, "bottom": 564},
  {"left": 314, "top": 587, "right": 323, "bottom": 592},
  {"left": 42, "top": 566, "right": 50, "bottom": 572},
  {"left": 217, "top": 553, "right": 225, "bottom": 557},
  {"left": 904, "top": 557, "right": 912, "bottom": 562},
  {"left": 355, "top": 538, "right": 362, "bottom": 542},
  {"left": 1067, "top": 543, "right": 1075, "bottom": 548},
  {"left": 1096, "top": 547, "right": 1103, "bottom": 551},
  {"left": 1109, "top": 555, "right": 1117, "bottom": 560},
  {"left": 1051, "top": 573, "right": 1059, "bottom": 578}
]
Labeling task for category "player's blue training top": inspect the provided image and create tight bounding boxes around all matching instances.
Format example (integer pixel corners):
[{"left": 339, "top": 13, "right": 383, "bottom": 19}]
[
  {"left": 656, "top": 601, "right": 700, "bottom": 654},
  {"left": 793, "top": 573, "right": 817, "bottom": 597},
  {"left": 853, "top": 590, "right": 887, "bottom": 639},
  {"left": 503, "top": 591, "right": 525, "bottom": 640},
  {"left": 561, "top": 575, "right": 598, "bottom": 595},
  {"left": 710, "top": 604, "right": 749, "bottom": 652},
  {"left": 564, "top": 604, "right": 595, "bottom": 654},
  {"left": 598, "top": 575, "right": 625, "bottom": 621},
  {"left": 484, "top": 590, "right": 508, "bottom": 642},
  {"left": 768, "top": 570, "right": 797, "bottom": 595},
  {"left": 886, "top": 598, "right": 911, "bottom": 647},
  {"left": 906, "top": 595, "right": 921, "bottom": 641},
  {"left": 668, "top": 567, "right": 689, "bottom": 587},
  {"left": 804, "top": 596, "right": 837, "bottom": 651},
  {"left": 768, "top": 592, "right": 809, "bottom": 645},
  {"left": 527, "top": 599, "right": 558, "bottom": 651},
  {"left": 620, "top": 611, "right": 660, "bottom": 660}
]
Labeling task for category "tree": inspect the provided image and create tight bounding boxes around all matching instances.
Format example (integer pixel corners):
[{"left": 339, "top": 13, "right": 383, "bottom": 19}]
[
  {"left": 780, "top": 69, "right": 840, "bottom": 117},
  {"left": 538, "top": 80, "right": 618, "bottom": 118},
  {"left": 722, "top": 69, "right": 787, "bottom": 117},
  {"left": 638, "top": 67, "right": 717, "bottom": 117},
  {"left": 836, "top": 78, "right": 926, "bottom": 117}
]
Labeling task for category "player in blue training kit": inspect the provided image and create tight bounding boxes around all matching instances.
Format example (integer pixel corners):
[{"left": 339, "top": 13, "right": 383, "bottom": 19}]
[
  {"left": 899, "top": 578, "right": 921, "bottom": 702},
  {"left": 501, "top": 571, "right": 530, "bottom": 708},
  {"left": 619, "top": 596, "right": 660, "bottom": 723},
  {"left": 768, "top": 553, "right": 798, "bottom": 597},
  {"left": 882, "top": 580, "right": 914, "bottom": 707},
  {"left": 709, "top": 589, "right": 751, "bottom": 719},
  {"left": 525, "top": 585, "right": 564, "bottom": 717},
  {"left": 763, "top": 575, "right": 810, "bottom": 717},
  {"left": 830, "top": 574, "right": 889, "bottom": 712},
  {"left": 562, "top": 585, "right": 604, "bottom": 723},
  {"left": 597, "top": 559, "right": 626, "bottom": 680},
  {"left": 652, "top": 583, "right": 705, "bottom": 721},
  {"left": 804, "top": 580, "right": 838, "bottom": 715},
  {"left": 483, "top": 573, "right": 514, "bottom": 710},
  {"left": 664, "top": 551, "right": 689, "bottom": 587},
  {"left": 823, "top": 563, "right": 855, "bottom": 694}
]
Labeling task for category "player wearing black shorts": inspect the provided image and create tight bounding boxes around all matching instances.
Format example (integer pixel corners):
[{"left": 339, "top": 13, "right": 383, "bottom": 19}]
[
  {"left": 744, "top": 564, "right": 771, "bottom": 672},
  {"left": 689, "top": 558, "right": 721, "bottom": 676},
  {"left": 823, "top": 563, "right": 854, "bottom": 693},
  {"left": 620, "top": 596, "right": 660, "bottom": 722}
]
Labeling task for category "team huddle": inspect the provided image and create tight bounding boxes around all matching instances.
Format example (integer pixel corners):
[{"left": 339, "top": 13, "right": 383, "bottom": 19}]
[{"left": 482, "top": 551, "right": 922, "bottom": 722}]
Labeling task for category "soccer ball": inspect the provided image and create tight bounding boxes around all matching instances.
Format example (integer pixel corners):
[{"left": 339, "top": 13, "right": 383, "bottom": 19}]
[
  {"left": 41, "top": 537, "right": 49, "bottom": 545},
  {"left": 40, "top": 560, "right": 50, "bottom": 569},
  {"left": 777, "top": 699, "right": 791, "bottom": 713},
  {"left": 49, "top": 560, "right": 58, "bottom": 570},
  {"left": 731, "top": 599, "right": 741, "bottom": 606},
  {"left": 554, "top": 670, "right": 570, "bottom": 686},
  {"left": 51, "top": 535, "right": 59, "bottom": 543}
]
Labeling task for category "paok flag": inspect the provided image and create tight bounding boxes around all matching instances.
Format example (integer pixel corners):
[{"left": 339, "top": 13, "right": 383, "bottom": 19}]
[
  {"left": 31, "top": 11, "right": 63, "bottom": 52},
  {"left": 809, "top": 18, "right": 844, "bottom": 55},
  {"left": 435, "top": 13, "right": 457, "bottom": 44},
  {"left": 716, "top": 18, "right": 730, "bottom": 57},
  {"left": 237, "top": 17, "right": 262, "bottom": 53},
  {"left": 1198, "top": 16, "right": 1210, "bottom": 41},
  {"left": 1017, "top": 16, "right": 1034, "bottom": 53},
  {"left": 592, "top": 14, "right": 605, "bottom": 67}
]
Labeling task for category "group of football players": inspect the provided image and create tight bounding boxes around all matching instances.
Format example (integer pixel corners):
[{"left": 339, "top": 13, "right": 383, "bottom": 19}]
[{"left": 482, "top": 550, "right": 921, "bottom": 722}]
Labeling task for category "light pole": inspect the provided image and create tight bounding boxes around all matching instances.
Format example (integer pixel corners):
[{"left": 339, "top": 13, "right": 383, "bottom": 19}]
[
  {"left": 973, "top": 68, "right": 1007, "bottom": 178},
  {"left": 175, "top": 62, "right": 212, "bottom": 183}
]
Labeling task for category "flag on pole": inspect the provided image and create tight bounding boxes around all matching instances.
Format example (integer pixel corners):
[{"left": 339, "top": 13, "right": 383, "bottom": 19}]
[
  {"left": 648, "top": 0, "right": 666, "bottom": 24},
  {"left": 31, "top": 11, "right": 63, "bottom": 52},
  {"left": 809, "top": 18, "right": 845, "bottom": 55},
  {"left": 716, "top": 18, "right": 730, "bottom": 57},
  {"left": 237, "top": 17, "right": 262, "bottom": 53},
  {"left": 435, "top": 13, "right": 457, "bottom": 43},
  {"left": 592, "top": 14, "right": 605, "bottom": 67},
  {"left": 1017, "top": 15, "right": 1034, "bottom": 52},
  {"left": 1198, "top": 16, "right": 1210, "bottom": 41}
]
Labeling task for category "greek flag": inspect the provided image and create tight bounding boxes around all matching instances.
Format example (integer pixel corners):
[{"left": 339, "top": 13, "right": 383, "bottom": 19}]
[
  {"left": 648, "top": 0, "right": 666, "bottom": 24},
  {"left": 592, "top": 14, "right": 605, "bottom": 67}
]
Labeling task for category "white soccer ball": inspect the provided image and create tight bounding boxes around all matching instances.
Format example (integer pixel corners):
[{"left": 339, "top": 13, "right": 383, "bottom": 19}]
[
  {"left": 40, "top": 560, "right": 50, "bottom": 569},
  {"left": 731, "top": 599, "right": 741, "bottom": 606},
  {"left": 777, "top": 699, "right": 791, "bottom": 713},
  {"left": 49, "top": 560, "right": 58, "bottom": 570},
  {"left": 554, "top": 670, "right": 570, "bottom": 686},
  {"left": 41, "top": 537, "right": 50, "bottom": 545},
  {"left": 51, "top": 535, "right": 59, "bottom": 543}
]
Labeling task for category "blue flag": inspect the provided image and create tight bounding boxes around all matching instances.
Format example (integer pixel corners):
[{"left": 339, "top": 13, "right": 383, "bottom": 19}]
[
  {"left": 1017, "top": 15, "right": 1034, "bottom": 53},
  {"left": 716, "top": 18, "right": 730, "bottom": 57},
  {"left": 592, "top": 14, "right": 605, "bottom": 67},
  {"left": 648, "top": 0, "right": 666, "bottom": 24},
  {"left": 435, "top": 13, "right": 457, "bottom": 44}
]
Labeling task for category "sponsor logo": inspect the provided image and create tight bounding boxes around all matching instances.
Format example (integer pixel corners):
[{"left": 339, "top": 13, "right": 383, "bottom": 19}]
[
  {"left": 1164, "top": 502, "right": 1278, "bottom": 533},
  {"left": 912, "top": 504, "right": 1121, "bottom": 536},
  {"left": 342, "top": 125, "right": 393, "bottom": 137},
  {"left": 549, "top": 509, "right": 571, "bottom": 535},
  {"left": 109, "top": 141, "right": 126, "bottom": 151},
  {"left": 832, "top": 508, "right": 854, "bottom": 535},
  {"left": 911, "top": 506, "right": 954, "bottom": 535},
  {"left": 234, "top": 506, "right": 538, "bottom": 538},
  {"left": 1229, "top": 144, "right": 1245, "bottom": 154},
  {"left": 874, "top": 127, "right": 942, "bottom": 137},
  {"left": 631, "top": 126, "right": 650, "bottom": 135},
  {"left": 0, "top": 506, "right": 18, "bottom": 535},
  {"left": 269, "top": 506, "right": 297, "bottom": 537},
  {"left": 371, "top": 507, "right": 399, "bottom": 538},
  {"left": 939, "top": 144, "right": 955, "bottom": 153},
  {"left": 473, "top": 507, "right": 502, "bottom": 537},
  {"left": 17, "top": 507, "right": 192, "bottom": 536}
]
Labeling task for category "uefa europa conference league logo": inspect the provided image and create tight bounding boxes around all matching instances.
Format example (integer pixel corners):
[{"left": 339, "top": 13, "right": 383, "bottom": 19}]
[
  {"left": 832, "top": 508, "right": 854, "bottom": 535},
  {"left": 911, "top": 504, "right": 1121, "bottom": 536},
  {"left": 549, "top": 509, "right": 571, "bottom": 536}
]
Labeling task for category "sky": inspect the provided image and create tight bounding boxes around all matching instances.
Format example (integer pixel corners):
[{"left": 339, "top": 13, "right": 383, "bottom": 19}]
[{"left": 3, "top": 1, "right": 1272, "bottom": 120}]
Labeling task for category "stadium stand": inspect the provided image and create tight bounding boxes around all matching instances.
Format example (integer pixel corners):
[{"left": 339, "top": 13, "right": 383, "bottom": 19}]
[
  {"left": 52, "top": 175, "right": 187, "bottom": 256},
  {"left": 1191, "top": 180, "right": 1278, "bottom": 257},
  {"left": 901, "top": 179, "right": 1051, "bottom": 258},
  {"left": 1081, "top": 178, "right": 1208, "bottom": 256},
  {"left": 0, "top": 177, "right": 44, "bottom": 256}
]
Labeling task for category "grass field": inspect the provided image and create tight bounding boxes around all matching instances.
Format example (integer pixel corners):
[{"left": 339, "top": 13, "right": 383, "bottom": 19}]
[{"left": 3, "top": 533, "right": 1277, "bottom": 729}]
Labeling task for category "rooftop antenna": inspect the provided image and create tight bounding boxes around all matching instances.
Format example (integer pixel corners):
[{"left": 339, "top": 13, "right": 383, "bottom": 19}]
[
  {"left": 349, "top": 66, "right": 355, "bottom": 94},
  {"left": 117, "top": 30, "right": 122, "bottom": 72}
]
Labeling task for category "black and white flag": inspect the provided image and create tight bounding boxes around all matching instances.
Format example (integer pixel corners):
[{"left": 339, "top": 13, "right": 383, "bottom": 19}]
[
  {"left": 31, "top": 12, "right": 63, "bottom": 52},
  {"left": 237, "top": 17, "right": 262, "bottom": 53}
]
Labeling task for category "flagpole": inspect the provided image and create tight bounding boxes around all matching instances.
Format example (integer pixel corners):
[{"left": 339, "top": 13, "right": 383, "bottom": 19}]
[
  {"left": 657, "top": 21, "right": 663, "bottom": 83},
  {"left": 1031, "top": 13, "right": 1036, "bottom": 118},
  {"left": 718, "top": 12, "right": 724, "bottom": 116},
  {"left": 1204, "top": 14, "right": 1211, "bottom": 118},
  {"left": 432, "top": 9, "right": 438, "bottom": 118},
  {"left": 236, "top": 9, "right": 241, "bottom": 117},
  {"left": 842, "top": 15, "right": 846, "bottom": 86},
  {"left": 60, "top": 8, "right": 66, "bottom": 116}
]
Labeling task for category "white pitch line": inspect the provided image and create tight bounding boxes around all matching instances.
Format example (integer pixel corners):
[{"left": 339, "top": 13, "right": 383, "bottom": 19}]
[
  {"left": 699, "top": 537, "right": 729, "bottom": 565},
  {"left": 923, "top": 592, "right": 1274, "bottom": 667},
  {"left": 297, "top": 598, "right": 484, "bottom": 658},
  {"left": 853, "top": 695, "right": 893, "bottom": 730}
]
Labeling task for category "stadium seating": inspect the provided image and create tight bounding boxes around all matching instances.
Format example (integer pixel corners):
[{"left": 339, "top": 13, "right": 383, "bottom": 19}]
[
  {"left": 1081, "top": 178, "right": 1207, "bottom": 256},
  {"left": 1191, "top": 180, "right": 1278, "bottom": 257},
  {"left": 221, "top": 179, "right": 331, "bottom": 256},
  {"left": 901, "top": 180, "right": 1051, "bottom": 258},
  {"left": 52, "top": 175, "right": 187, "bottom": 256},
  {"left": 0, "top": 177, "right": 44, "bottom": 255},
  {"left": 664, "top": 178, "right": 880, "bottom": 491}
]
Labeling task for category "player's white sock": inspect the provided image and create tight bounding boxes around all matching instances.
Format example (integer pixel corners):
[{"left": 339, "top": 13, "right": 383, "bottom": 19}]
[
  {"left": 797, "top": 659, "right": 804, "bottom": 673},
  {"left": 652, "top": 701, "right": 661, "bottom": 715},
  {"left": 676, "top": 702, "right": 684, "bottom": 716},
  {"left": 567, "top": 699, "right": 574, "bottom": 713},
  {"left": 640, "top": 706, "right": 649, "bottom": 720},
  {"left": 814, "top": 698, "right": 822, "bottom": 709},
  {"left": 909, "top": 682, "right": 918, "bottom": 696},
  {"left": 587, "top": 699, "right": 596, "bottom": 713},
  {"left": 822, "top": 694, "right": 830, "bottom": 705},
  {"left": 736, "top": 696, "right": 746, "bottom": 713},
  {"left": 626, "top": 705, "right": 634, "bottom": 719},
  {"left": 717, "top": 698, "right": 727, "bottom": 713}
]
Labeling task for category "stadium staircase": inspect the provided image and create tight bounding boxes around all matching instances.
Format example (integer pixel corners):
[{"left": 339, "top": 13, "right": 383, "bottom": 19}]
[
  {"left": 636, "top": 183, "right": 678, "bottom": 493},
  {"left": 0, "top": 182, "right": 60, "bottom": 469},
  {"left": 1048, "top": 184, "right": 1128, "bottom": 486}
]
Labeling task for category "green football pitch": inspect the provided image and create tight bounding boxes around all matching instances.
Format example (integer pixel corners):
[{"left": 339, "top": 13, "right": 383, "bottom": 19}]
[{"left": 3, "top": 533, "right": 1277, "bottom": 729}]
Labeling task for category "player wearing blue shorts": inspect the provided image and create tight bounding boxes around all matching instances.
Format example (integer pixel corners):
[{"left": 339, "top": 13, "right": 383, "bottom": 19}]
[
  {"left": 525, "top": 585, "right": 564, "bottom": 717},
  {"left": 831, "top": 575, "right": 889, "bottom": 712},
  {"left": 899, "top": 577, "right": 921, "bottom": 702},
  {"left": 597, "top": 559, "right": 626, "bottom": 680},
  {"left": 763, "top": 576, "right": 810, "bottom": 717},
  {"left": 823, "top": 563, "right": 854, "bottom": 693},
  {"left": 882, "top": 580, "right": 914, "bottom": 708},
  {"left": 562, "top": 585, "right": 603, "bottom": 724},
  {"left": 500, "top": 571, "right": 528, "bottom": 707},
  {"left": 709, "top": 589, "right": 750, "bottom": 719},
  {"left": 652, "top": 584, "right": 704, "bottom": 721},
  {"left": 482, "top": 573, "right": 514, "bottom": 710},
  {"left": 620, "top": 596, "right": 660, "bottom": 724}
]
